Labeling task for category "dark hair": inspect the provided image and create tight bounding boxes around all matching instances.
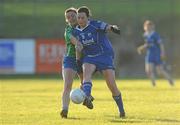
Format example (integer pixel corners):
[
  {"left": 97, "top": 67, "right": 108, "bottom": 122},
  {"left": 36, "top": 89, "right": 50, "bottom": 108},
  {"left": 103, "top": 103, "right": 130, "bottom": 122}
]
[
  {"left": 65, "top": 7, "right": 77, "bottom": 15},
  {"left": 77, "top": 6, "right": 91, "bottom": 17}
]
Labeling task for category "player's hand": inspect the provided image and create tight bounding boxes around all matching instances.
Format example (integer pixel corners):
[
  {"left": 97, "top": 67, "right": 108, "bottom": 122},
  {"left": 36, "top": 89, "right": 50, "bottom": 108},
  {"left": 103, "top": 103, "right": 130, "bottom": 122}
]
[
  {"left": 111, "top": 25, "right": 120, "bottom": 35},
  {"left": 137, "top": 46, "right": 143, "bottom": 55},
  {"left": 75, "top": 41, "right": 83, "bottom": 52},
  {"left": 137, "top": 45, "right": 146, "bottom": 55}
]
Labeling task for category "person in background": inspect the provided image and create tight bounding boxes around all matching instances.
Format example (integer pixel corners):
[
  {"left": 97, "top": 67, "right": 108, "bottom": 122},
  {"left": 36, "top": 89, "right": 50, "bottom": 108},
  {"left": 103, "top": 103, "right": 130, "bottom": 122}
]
[{"left": 137, "top": 20, "right": 174, "bottom": 86}]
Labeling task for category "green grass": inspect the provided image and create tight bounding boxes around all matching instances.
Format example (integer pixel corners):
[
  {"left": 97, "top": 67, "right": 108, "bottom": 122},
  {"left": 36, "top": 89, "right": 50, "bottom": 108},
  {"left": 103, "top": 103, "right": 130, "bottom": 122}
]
[{"left": 1, "top": 79, "right": 180, "bottom": 125}]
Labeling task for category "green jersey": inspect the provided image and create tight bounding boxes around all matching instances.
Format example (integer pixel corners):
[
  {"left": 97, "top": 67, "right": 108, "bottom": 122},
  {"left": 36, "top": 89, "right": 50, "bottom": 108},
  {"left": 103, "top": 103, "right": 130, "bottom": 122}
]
[{"left": 64, "top": 25, "right": 76, "bottom": 57}]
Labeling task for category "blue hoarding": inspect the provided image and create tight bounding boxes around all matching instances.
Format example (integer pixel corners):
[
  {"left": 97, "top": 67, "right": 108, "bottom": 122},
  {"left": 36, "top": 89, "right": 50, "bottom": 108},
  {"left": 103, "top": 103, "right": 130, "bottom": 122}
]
[{"left": 0, "top": 41, "right": 15, "bottom": 68}]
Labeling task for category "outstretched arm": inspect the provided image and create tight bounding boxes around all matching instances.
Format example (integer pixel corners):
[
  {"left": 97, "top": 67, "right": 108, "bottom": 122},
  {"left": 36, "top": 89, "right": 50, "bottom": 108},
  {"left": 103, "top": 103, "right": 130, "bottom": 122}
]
[
  {"left": 137, "top": 43, "right": 148, "bottom": 55},
  {"left": 75, "top": 41, "right": 83, "bottom": 60},
  {"left": 70, "top": 35, "right": 78, "bottom": 45},
  {"left": 159, "top": 43, "right": 166, "bottom": 60},
  {"left": 70, "top": 35, "right": 83, "bottom": 60}
]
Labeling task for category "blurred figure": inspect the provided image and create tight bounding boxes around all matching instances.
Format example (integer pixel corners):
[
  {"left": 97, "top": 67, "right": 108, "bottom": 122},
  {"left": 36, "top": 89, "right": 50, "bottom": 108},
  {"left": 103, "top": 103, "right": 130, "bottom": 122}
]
[
  {"left": 60, "top": 7, "right": 83, "bottom": 118},
  {"left": 137, "top": 20, "right": 174, "bottom": 86}
]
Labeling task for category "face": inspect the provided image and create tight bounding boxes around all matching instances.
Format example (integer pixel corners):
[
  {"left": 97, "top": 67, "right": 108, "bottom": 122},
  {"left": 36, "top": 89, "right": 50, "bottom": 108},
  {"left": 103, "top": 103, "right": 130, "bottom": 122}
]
[
  {"left": 65, "top": 11, "right": 77, "bottom": 26},
  {"left": 144, "top": 23, "right": 154, "bottom": 32},
  {"left": 77, "top": 12, "right": 88, "bottom": 28}
]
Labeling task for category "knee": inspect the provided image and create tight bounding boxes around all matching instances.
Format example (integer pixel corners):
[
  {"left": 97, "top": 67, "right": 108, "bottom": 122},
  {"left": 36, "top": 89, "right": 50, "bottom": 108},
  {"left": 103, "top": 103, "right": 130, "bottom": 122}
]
[
  {"left": 63, "top": 81, "right": 73, "bottom": 93},
  {"left": 157, "top": 70, "right": 163, "bottom": 76},
  {"left": 146, "top": 70, "right": 153, "bottom": 77},
  {"left": 64, "top": 87, "right": 71, "bottom": 94},
  {"left": 157, "top": 66, "right": 166, "bottom": 76},
  {"left": 83, "top": 64, "right": 95, "bottom": 82}
]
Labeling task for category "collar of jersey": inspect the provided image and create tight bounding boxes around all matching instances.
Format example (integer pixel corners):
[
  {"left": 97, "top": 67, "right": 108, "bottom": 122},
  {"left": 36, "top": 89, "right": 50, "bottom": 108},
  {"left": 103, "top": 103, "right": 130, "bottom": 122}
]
[
  {"left": 144, "top": 31, "right": 155, "bottom": 38},
  {"left": 76, "top": 21, "right": 90, "bottom": 31}
]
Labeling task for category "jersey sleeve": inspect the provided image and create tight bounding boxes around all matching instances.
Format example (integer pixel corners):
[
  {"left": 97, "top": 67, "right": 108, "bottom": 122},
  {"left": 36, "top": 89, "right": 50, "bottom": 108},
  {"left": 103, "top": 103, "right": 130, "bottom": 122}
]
[
  {"left": 155, "top": 32, "right": 162, "bottom": 44},
  {"left": 71, "top": 29, "right": 77, "bottom": 39},
  {"left": 72, "top": 29, "right": 80, "bottom": 42},
  {"left": 143, "top": 33, "right": 148, "bottom": 43},
  {"left": 64, "top": 27, "right": 72, "bottom": 44},
  {"left": 91, "top": 20, "right": 108, "bottom": 31}
]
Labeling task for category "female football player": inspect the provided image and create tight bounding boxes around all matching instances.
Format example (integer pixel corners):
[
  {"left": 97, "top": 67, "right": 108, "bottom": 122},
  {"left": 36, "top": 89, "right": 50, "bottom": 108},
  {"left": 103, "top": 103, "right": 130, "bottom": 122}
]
[
  {"left": 60, "top": 7, "right": 83, "bottom": 118},
  {"left": 137, "top": 20, "right": 174, "bottom": 86},
  {"left": 73, "top": 6, "right": 125, "bottom": 118}
]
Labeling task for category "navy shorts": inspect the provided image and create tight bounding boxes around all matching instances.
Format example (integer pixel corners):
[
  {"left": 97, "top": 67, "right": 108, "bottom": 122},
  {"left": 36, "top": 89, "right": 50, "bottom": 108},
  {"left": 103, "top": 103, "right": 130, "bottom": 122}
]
[
  {"left": 83, "top": 54, "right": 115, "bottom": 71},
  {"left": 63, "top": 56, "right": 82, "bottom": 73},
  {"left": 145, "top": 55, "right": 162, "bottom": 65}
]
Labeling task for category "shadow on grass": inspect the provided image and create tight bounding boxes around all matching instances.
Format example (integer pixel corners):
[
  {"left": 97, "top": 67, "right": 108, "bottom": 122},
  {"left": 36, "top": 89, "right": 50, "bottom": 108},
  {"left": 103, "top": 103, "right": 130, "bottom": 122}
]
[
  {"left": 66, "top": 117, "right": 94, "bottom": 120},
  {"left": 66, "top": 117, "right": 81, "bottom": 120},
  {"left": 106, "top": 115, "right": 180, "bottom": 123},
  {"left": 152, "top": 118, "right": 180, "bottom": 123},
  {"left": 110, "top": 119, "right": 144, "bottom": 123},
  {"left": 106, "top": 115, "right": 144, "bottom": 123}
]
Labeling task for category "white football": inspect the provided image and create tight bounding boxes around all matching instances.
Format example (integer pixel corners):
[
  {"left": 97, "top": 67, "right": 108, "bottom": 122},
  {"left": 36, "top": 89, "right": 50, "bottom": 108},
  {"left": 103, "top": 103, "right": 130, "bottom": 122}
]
[{"left": 70, "top": 88, "right": 85, "bottom": 104}]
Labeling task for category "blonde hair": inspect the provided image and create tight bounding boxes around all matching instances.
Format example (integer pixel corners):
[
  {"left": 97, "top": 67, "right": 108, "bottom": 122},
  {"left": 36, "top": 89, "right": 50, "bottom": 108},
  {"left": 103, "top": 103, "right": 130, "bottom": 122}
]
[{"left": 64, "top": 7, "right": 77, "bottom": 22}]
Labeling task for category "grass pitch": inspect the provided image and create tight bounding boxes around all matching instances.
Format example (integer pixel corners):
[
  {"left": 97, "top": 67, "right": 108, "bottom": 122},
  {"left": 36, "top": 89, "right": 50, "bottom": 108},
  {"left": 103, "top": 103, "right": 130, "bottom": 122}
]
[{"left": 1, "top": 79, "right": 180, "bottom": 125}]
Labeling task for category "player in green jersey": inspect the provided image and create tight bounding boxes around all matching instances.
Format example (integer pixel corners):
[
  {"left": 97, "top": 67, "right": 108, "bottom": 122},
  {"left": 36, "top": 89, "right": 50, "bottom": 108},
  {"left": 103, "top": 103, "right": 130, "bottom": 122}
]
[{"left": 60, "top": 7, "right": 83, "bottom": 118}]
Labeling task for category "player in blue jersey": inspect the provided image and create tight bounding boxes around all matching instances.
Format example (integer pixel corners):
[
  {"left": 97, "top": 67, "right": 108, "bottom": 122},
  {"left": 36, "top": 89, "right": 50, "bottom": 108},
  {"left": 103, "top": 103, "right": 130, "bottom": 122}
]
[
  {"left": 137, "top": 20, "right": 174, "bottom": 86},
  {"left": 73, "top": 6, "right": 125, "bottom": 118}
]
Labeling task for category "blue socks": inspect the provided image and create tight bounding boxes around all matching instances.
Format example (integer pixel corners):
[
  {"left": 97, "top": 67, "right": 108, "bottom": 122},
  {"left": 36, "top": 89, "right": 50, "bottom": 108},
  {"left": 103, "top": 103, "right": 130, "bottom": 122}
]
[
  {"left": 82, "top": 82, "right": 92, "bottom": 97},
  {"left": 113, "top": 94, "right": 125, "bottom": 113}
]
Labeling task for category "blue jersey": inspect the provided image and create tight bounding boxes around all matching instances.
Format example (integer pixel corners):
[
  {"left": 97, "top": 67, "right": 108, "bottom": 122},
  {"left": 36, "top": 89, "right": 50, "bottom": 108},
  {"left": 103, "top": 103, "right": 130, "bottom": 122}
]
[
  {"left": 144, "top": 31, "right": 163, "bottom": 65},
  {"left": 144, "top": 31, "right": 162, "bottom": 57},
  {"left": 72, "top": 20, "right": 114, "bottom": 58}
]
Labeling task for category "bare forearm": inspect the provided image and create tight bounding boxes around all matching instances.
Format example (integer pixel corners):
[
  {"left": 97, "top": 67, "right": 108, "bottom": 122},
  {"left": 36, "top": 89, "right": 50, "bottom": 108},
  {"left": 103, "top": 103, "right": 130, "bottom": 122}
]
[
  {"left": 106, "top": 25, "right": 112, "bottom": 32},
  {"left": 137, "top": 43, "right": 148, "bottom": 55},
  {"left": 76, "top": 49, "right": 81, "bottom": 60},
  {"left": 160, "top": 43, "right": 166, "bottom": 60},
  {"left": 70, "top": 35, "right": 78, "bottom": 45},
  {"left": 75, "top": 40, "right": 83, "bottom": 60},
  {"left": 160, "top": 43, "right": 165, "bottom": 55},
  {"left": 140, "top": 43, "right": 148, "bottom": 50}
]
